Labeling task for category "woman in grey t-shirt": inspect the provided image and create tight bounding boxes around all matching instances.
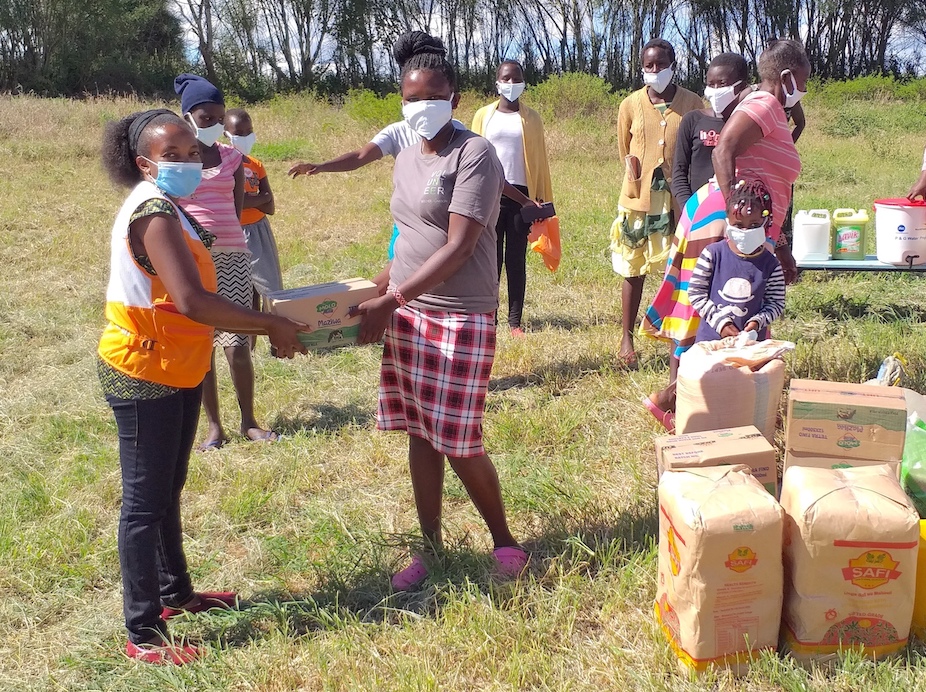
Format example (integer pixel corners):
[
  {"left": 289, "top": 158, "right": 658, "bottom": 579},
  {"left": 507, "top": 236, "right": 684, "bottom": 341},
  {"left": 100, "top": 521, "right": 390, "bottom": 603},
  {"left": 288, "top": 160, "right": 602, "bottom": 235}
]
[{"left": 356, "top": 31, "right": 528, "bottom": 591}]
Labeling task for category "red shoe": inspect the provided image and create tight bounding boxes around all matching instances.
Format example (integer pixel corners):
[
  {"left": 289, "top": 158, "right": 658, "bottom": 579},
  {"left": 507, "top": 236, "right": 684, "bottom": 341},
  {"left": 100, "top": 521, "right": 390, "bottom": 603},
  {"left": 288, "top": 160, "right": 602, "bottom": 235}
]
[
  {"left": 161, "top": 591, "right": 238, "bottom": 620},
  {"left": 510, "top": 327, "right": 526, "bottom": 338},
  {"left": 126, "top": 639, "right": 201, "bottom": 665}
]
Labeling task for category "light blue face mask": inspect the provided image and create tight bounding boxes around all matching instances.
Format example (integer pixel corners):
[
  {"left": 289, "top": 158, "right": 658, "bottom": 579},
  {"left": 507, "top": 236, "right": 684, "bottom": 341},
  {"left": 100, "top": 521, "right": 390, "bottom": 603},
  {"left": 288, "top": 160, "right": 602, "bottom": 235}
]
[{"left": 142, "top": 158, "right": 203, "bottom": 198}]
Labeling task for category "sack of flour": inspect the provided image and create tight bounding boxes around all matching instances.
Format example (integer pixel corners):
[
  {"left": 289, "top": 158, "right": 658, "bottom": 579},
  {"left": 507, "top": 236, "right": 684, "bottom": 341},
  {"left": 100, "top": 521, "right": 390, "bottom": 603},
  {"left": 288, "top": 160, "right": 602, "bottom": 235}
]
[
  {"left": 656, "top": 465, "right": 784, "bottom": 675},
  {"left": 780, "top": 464, "right": 919, "bottom": 665},
  {"left": 676, "top": 339, "right": 794, "bottom": 442}
]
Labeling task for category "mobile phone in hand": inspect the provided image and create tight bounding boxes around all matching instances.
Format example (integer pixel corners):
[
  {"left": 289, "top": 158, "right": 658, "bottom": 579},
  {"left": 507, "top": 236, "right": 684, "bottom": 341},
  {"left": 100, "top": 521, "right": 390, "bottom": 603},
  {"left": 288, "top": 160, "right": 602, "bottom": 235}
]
[{"left": 521, "top": 201, "right": 556, "bottom": 224}]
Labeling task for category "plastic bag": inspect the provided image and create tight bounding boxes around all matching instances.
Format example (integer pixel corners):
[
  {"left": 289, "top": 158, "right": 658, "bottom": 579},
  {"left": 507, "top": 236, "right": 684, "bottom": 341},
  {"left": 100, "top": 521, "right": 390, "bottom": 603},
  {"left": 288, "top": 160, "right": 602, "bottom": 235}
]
[
  {"left": 902, "top": 413, "right": 926, "bottom": 517},
  {"left": 528, "top": 216, "right": 561, "bottom": 272},
  {"left": 676, "top": 338, "right": 795, "bottom": 442}
]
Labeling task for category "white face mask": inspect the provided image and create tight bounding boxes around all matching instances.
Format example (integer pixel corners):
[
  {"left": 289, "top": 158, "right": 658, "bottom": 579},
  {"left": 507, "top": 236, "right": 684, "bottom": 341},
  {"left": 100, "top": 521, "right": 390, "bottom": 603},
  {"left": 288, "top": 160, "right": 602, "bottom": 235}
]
[
  {"left": 402, "top": 97, "right": 454, "bottom": 141},
  {"left": 726, "top": 222, "right": 768, "bottom": 255},
  {"left": 226, "top": 132, "right": 256, "bottom": 155},
  {"left": 497, "top": 81, "right": 526, "bottom": 102},
  {"left": 642, "top": 67, "right": 674, "bottom": 94},
  {"left": 186, "top": 114, "right": 224, "bottom": 147},
  {"left": 781, "top": 71, "right": 807, "bottom": 108},
  {"left": 704, "top": 81, "right": 742, "bottom": 116}
]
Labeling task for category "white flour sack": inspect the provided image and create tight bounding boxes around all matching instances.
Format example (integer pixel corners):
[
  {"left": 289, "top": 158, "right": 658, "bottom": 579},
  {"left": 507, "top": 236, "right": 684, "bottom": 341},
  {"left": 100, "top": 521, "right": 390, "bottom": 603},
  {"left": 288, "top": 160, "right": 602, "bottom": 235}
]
[
  {"left": 676, "top": 339, "right": 794, "bottom": 442},
  {"left": 656, "top": 465, "right": 784, "bottom": 675},
  {"left": 780, "top": 464, "right": 920, "bottom": 666}
]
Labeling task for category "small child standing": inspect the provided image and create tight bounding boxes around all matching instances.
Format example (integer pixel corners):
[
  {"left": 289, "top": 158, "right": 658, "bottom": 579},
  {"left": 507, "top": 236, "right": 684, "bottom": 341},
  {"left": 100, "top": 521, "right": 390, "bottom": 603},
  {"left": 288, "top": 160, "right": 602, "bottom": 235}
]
[
  {"left": 225, "top": 108, "right": 283, "bottom": 310},
  {"left": 688, "top": 179, "right": 785, "bottom": 342}
]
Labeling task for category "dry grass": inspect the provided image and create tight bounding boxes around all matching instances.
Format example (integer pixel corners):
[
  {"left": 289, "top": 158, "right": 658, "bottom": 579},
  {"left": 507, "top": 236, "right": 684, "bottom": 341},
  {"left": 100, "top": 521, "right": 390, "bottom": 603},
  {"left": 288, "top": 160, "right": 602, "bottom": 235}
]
[{"left": 3, "top": 90, "right": 926, "bottom": 690}]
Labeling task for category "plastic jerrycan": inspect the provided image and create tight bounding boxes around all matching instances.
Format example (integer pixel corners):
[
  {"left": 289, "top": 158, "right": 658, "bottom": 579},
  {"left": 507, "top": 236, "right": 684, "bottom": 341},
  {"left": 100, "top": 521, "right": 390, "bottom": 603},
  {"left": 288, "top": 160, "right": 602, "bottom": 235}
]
[
  {"left": 792, "top": 209, "right": 831, "bottom": 262},
  {"left": 831, "top": 208, "right": 868, "bottom": 260}
]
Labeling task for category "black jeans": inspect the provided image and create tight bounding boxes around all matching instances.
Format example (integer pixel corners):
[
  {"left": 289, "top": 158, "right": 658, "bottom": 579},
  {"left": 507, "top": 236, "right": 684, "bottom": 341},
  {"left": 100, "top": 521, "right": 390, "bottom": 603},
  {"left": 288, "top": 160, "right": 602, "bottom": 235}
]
[
  {"left": 107, "top": 385, "right": 202, "bottom": 644},
  {"left": 496, "top": 183, "right": 530, "bottom": 328}
]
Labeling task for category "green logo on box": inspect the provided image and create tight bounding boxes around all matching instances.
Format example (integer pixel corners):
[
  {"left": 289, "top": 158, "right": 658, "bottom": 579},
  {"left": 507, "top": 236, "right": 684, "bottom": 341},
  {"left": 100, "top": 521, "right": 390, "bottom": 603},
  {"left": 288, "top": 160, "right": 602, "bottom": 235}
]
[
  {"left": 317, "top": 300, "right": 337, "bottom": 315},
  {"left": 837, "top": 434, "right": 861, "bottom": 449}
]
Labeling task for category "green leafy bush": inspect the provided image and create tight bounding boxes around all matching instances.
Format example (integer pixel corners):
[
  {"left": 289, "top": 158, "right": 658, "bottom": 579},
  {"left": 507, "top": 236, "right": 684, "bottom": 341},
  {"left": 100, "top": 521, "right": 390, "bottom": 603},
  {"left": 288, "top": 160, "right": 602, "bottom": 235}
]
[
  {"left": 528, "top": 72, "right": 621, "bottom": 122},
  {"left": 343, "top": 89, "right": 402, "bottom": 129}
]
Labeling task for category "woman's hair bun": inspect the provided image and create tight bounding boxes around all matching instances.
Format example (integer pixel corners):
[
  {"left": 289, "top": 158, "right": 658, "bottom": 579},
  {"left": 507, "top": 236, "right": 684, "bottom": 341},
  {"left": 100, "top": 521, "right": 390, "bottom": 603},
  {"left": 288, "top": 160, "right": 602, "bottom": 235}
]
[{"left": 392, "top": 31, "right": 446, "bottom": 69}]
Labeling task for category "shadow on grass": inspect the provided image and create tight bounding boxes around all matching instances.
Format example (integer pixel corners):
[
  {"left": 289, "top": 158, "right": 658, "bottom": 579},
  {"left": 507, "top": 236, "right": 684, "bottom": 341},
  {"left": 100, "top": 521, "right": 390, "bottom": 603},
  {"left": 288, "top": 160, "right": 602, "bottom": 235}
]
[
  {"left": 191, "top": 504, "right": 659, "bottom": 649},
  {"left": 270, "top": 402, "right": 374, "bottom": 435},
  {"left": 489, "top": 354, "right": 615, "bottom": 392},
  {"left": 522, "top": 313, "right": 589, "bottom": 332}
]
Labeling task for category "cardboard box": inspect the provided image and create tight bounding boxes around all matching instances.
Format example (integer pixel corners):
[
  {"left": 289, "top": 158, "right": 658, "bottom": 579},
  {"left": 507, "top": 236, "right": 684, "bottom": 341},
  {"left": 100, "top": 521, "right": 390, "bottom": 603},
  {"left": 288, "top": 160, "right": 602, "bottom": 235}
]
[
  {"left": 783, "top": 450, "right": 900, "bottom": 477},
  {"left": 655, "top": 426, "right": 778, "bottom": 496},
  {"left": 267, "top": 278, "right": 379, "bottom": 350},
  {"left": 785, "top": 379, "right": 906, "bottom": 462}
]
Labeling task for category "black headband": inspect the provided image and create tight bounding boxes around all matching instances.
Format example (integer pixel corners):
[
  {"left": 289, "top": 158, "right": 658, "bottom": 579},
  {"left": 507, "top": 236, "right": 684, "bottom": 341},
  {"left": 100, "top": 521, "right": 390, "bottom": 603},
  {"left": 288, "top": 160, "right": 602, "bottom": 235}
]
[{"left": 127, "top": 109, "right": 176, "bottom": 158}]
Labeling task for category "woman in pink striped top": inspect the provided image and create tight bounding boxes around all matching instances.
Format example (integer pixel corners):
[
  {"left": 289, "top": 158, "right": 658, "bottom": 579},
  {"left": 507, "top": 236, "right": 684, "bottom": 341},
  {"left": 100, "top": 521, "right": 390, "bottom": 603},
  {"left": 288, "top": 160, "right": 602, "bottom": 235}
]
[
  {"left": 640, "top": 40, "right": 809, "bottom": 431},
  {"left": 175, "top": 73, "right": 279, "bottom": 449}
]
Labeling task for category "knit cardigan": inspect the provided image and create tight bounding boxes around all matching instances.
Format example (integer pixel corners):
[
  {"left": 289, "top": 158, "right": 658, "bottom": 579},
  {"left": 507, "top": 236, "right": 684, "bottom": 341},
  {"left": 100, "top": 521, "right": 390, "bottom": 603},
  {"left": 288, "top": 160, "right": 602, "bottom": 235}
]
[
  {"left": 617, "top": 86, "right": 704, "bottom": 213},
  {"left": 471, "top": 101, "right": 554, "bottom": 203}
]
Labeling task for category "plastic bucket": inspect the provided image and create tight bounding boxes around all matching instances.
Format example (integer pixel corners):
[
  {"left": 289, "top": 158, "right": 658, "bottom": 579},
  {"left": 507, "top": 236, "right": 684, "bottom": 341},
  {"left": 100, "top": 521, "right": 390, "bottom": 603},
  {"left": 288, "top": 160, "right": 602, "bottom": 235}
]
[{"left": 873, "top": 198, "right": 926, "bottom": 266}]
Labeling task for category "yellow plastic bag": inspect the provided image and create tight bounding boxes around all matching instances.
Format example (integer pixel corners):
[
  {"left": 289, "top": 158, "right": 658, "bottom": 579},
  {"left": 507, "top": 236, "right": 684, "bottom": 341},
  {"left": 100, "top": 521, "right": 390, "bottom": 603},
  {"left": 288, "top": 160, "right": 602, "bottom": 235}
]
[{"left": 528, "top": 216, "right": 561, "bottom": 272}]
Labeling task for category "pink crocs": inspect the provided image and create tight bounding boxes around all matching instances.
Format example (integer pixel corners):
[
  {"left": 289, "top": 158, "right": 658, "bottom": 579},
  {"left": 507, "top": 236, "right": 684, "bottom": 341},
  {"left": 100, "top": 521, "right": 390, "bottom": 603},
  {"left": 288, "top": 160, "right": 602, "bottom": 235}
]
[
  {"left": 391, "top": 554, "right": 429, "bottom": 591},
  {"left": 493, "top": 546, "right": 529, "bottom": 580}
]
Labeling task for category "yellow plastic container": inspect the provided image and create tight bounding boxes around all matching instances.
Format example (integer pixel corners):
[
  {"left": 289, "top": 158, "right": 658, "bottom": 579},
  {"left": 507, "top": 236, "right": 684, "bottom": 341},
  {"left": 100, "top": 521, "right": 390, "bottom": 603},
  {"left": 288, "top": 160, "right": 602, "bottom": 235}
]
[
  {"left": 831, "top": 208, "right": 869, "bottom": 260},
  {"left": 912, "top": 520, "right": 926, "bottom": 641}
]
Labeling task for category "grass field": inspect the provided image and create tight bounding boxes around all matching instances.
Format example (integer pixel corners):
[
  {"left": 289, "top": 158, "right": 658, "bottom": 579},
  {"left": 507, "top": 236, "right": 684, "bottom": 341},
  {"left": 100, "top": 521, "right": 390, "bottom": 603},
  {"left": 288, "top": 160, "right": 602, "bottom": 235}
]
[{"left": 4, "top": 84, "right": 926, "bottom": 690}]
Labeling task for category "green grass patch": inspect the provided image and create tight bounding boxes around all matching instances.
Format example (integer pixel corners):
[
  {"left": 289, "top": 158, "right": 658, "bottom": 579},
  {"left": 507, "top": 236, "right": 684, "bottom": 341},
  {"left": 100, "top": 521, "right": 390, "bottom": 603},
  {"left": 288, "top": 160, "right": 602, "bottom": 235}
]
[{"left": 3, "top": 91, "right": 926, "bottom": 689}]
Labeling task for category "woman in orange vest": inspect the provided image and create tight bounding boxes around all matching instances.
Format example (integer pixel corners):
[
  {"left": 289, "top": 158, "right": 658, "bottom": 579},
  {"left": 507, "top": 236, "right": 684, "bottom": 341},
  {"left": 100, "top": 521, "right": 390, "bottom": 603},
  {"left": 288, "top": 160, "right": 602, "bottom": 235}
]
[{"left": 99, "top": 109, "right": 307, "bottom": 664}]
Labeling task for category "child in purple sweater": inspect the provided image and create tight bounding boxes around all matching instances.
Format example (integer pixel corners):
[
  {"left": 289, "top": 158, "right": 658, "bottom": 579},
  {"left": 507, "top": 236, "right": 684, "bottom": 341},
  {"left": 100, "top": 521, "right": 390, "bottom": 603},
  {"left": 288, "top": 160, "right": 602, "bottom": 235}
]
[{"left": 689, "top": 179, "right": 785, "bottom": 342}]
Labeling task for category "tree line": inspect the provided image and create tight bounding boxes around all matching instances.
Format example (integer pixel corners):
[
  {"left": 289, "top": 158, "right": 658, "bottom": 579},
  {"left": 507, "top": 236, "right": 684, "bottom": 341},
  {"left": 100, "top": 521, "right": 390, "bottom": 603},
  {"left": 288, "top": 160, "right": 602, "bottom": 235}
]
[{"left": 3, "top": 0, "right": 924, "bottom": 99}]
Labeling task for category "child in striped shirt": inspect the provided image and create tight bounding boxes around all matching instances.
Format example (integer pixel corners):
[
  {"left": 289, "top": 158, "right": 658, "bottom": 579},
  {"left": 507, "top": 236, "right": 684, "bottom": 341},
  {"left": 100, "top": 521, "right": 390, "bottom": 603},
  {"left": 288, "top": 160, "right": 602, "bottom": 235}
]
[{"left": 688, "top": 179, "right": 785, "bottom": 342}]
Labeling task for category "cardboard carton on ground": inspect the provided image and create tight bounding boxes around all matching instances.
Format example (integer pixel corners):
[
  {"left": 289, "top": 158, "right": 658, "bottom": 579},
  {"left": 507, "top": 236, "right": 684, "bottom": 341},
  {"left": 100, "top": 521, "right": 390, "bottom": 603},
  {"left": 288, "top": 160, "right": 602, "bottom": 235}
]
[
  {"left": 785, "top": 379, "right": 906, "bottom": 462},
  {"left": 783, "top": 450, "right": 900, "bottom": 477},
  {"left": 655, "top": 425, "right": 778, "bottom": 496},
  {"left": 267, "top": 278, "right": 379, "bottom": 350}
]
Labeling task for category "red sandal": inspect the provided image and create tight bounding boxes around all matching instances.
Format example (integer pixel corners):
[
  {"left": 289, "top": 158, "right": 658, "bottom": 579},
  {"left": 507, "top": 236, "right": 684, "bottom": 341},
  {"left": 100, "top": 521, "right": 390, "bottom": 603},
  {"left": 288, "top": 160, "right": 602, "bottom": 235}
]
[
  {"left": 642, "top": 396, "right": 675, "bottom": 433},
  {"left": 160, "top": 591, "right": 238, "bottom": 620},
  {"left": 126, "top": 639, "right": 201, "bottom": 665}
]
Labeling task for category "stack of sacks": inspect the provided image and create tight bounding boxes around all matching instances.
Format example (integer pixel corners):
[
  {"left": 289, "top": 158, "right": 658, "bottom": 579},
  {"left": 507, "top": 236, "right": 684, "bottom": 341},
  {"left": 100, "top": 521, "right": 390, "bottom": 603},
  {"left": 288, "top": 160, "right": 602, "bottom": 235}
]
[
  {"left": 779, "top": 465, "right": 919, "bottom": 666},
  {"left": 784, "top": 379, "right": 906, "bottom": 475},
  {"left": 675, "top": 339, "right": 794, "bottom": 442},
  {"left": 656, "top": 465, "right": 784, "bottom": 675},
  {"left": 655, "top": 425, "right": 778, "bottom": 496}
]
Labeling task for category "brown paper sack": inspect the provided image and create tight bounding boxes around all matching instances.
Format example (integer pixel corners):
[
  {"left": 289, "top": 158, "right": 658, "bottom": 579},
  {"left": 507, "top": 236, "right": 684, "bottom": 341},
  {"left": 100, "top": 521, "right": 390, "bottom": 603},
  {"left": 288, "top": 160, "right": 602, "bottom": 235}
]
[
  {"left": 675, "top": 339, "right": 791, "bottom": 442},
  {"left": 780, "top": 464, "right": 919, "bottom": 666},
  {"left": 656, "top": 465, "right": 784, "bottom": 675}
]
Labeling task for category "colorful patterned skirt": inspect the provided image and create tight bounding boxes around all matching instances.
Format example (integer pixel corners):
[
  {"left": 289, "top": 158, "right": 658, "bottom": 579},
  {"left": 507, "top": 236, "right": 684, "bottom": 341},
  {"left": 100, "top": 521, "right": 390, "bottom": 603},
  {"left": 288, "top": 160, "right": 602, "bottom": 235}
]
[
  {"left": 640, "top": 182, "right": 727, "bottom": 358},
  {"left": 377, "top": 306, "right": 496, "bottom": 458}
]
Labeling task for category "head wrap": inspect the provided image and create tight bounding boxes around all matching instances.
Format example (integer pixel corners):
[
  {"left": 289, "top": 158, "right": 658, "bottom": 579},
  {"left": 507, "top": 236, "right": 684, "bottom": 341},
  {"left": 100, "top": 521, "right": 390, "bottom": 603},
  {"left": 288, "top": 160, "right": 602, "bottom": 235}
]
[
  {"left": 173, "top": 73, "right": 224, "bottom": 114},
  {"left": 127, "top": 108, "right": 176, "bottom": 157}
]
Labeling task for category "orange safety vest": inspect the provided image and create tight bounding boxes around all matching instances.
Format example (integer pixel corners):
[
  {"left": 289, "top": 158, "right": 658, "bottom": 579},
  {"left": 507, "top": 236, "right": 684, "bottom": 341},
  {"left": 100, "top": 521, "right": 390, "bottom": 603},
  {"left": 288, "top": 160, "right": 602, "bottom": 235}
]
[{"left": 98, "top": 181, "right": 217, "bottom": 388}]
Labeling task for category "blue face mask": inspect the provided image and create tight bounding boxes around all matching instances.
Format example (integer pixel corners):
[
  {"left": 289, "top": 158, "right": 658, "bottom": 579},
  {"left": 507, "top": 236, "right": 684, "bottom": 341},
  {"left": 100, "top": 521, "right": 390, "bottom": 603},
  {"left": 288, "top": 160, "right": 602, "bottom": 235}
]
[{"left": 142, "top": 158, "right": 203, "bottom": 198}]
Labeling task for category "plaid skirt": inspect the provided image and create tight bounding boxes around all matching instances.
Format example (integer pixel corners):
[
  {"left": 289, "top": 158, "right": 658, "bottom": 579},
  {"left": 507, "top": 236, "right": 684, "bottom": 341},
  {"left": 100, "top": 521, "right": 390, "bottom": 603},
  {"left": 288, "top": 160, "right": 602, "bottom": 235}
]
[
  {"left": 377, "top": 306, "right": 496, "bottom": 458},
  {"left": 212, "top": 250, "right": 253, "bottom": 348}
]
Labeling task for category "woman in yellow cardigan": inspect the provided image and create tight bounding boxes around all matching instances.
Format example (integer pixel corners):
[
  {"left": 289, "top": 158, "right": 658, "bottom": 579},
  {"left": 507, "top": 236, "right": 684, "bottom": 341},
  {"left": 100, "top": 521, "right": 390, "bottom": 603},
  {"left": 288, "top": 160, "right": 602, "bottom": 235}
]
[
  {"left": 612, "top": 39, "right": 703, "bottom": 367},
  {"left": 472, "top": 60, "right": 554, "bottom": 336}
]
